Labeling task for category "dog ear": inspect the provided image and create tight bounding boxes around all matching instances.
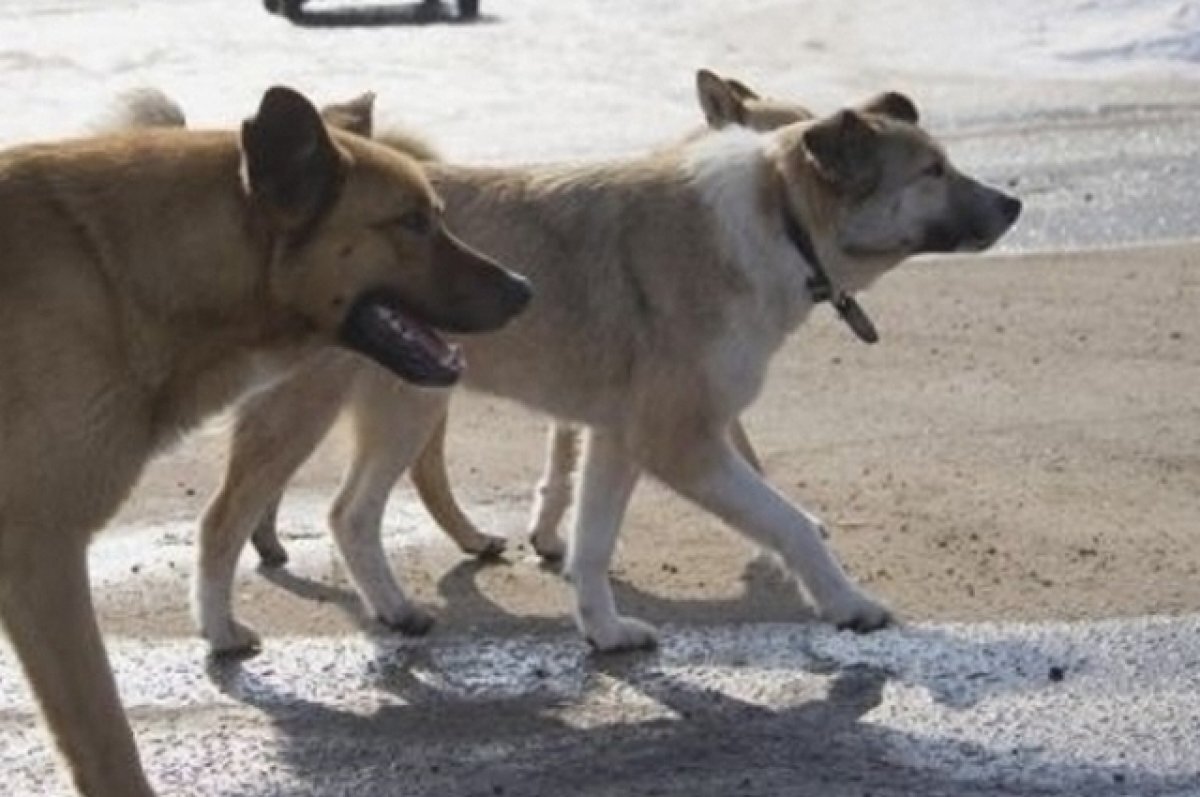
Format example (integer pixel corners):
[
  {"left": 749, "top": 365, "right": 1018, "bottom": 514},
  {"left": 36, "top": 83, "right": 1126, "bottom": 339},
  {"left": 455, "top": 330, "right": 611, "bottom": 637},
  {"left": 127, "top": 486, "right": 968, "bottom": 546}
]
[
  {"left": 240, "top": 86, "right": 345, "bottom": 231},
  {"left": 802, "top": 109, "right": 879, "bottom": 194},
  {"left": 858, "top": 91, "right": 919, "bottom": 125},
  {"left": 724, "top": 77, "right": 761, "bottom": 102},
  {"left": 696, "top": 68, "right": 748, "bottom": 128},
  {"left": 321, "top": 91, "right": 376, "bottom": 137}
]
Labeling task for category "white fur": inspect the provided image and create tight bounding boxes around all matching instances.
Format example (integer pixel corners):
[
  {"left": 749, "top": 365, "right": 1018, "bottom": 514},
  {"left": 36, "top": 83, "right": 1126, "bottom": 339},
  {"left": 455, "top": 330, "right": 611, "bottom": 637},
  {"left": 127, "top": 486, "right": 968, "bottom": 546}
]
[
  {"left": 685, "top": 127, "right": 816, "bottom": 338},
  {"left": 683, "top": 128, "right": 817, "bottom": 417},
  {"left": 558, "top": 133, "right": 891, "bottom": 649},
  {"left": 527, "top": 424, "right": 579, "bottom": 559}
]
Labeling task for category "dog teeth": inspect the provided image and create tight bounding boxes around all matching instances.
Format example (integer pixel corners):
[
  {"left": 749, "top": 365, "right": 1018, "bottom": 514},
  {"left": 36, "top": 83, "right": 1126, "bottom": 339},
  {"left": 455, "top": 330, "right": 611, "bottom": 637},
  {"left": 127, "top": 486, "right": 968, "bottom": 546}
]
[
  {"left": 439, "top": 344, "right": 463, "bottom": 369},
  {"left": 376, "top": 305, "right": 415, "bottom": 340},
  {"left": 372, "top": 302, "right": 457, "bottom": 367}
]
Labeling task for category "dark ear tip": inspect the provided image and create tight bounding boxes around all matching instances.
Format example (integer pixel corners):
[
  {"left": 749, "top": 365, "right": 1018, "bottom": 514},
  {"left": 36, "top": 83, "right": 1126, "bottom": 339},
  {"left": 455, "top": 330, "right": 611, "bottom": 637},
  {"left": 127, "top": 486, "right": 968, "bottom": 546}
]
[
  {"left": 860, "top": 91, "right": 919, "bottom": 125},
  {"left": 836, "top": 108, "right": 867, "bottom": 129},
  {"left": 256, "top": 86, "right": 315, "bottom": 121},
  {"left": 696, "top": 68, "right": 720, "bottom": 88},
  {"left": 880, "top": 91, "right": 919, "bottom": 123},
  {"left": 724, "top": 78, "right": 759, "bottom": 101},
  {"left": 261, "top": 85, "right": 302, "bottom": 106}
]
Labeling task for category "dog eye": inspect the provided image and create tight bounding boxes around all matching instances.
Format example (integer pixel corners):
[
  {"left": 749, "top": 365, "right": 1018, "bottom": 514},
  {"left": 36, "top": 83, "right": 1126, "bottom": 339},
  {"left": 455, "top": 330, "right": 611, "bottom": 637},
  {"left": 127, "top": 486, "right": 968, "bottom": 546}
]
[
  {"left": 394, "top": 210, "right": 432, "bottom": 235},
  {"left": 922, "top": 162, "right": 946, "bottom": 179}
]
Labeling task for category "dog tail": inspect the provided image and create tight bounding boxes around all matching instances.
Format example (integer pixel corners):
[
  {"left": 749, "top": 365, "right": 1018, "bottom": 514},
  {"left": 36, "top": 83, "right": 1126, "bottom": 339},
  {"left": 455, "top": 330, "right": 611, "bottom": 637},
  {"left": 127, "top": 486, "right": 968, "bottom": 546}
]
[{"left": 93, "top": 87, "right": 187, "bottom": 132}]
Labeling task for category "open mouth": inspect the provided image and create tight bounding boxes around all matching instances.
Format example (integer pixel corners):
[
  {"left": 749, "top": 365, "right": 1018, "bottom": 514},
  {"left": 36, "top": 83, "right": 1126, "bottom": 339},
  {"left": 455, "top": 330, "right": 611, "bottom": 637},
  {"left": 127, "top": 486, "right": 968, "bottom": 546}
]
[{"left": 338, "top": 289, "right": 464, "bottom": 387}]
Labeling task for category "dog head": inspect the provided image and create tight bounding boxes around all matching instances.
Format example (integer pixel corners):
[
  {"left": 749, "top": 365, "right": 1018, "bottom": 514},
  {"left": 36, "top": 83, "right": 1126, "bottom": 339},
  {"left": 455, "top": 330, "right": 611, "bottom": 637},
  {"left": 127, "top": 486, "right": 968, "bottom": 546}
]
[
  {"left": 773, "top": 93, "right": 1021, "bottom": 278},
  {"left": 240, "top": 86, "right": 531, "bottom": 387},
  {"left": 695, "top": 69, "right": 815, "bottom": 132}
]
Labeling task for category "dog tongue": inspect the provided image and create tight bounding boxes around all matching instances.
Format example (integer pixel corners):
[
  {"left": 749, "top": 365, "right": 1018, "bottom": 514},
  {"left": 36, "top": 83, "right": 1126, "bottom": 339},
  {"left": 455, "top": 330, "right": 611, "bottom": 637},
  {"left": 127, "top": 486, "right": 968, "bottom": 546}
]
[{"left": 339, "top": 291, "right": 463, "bottom": 387}]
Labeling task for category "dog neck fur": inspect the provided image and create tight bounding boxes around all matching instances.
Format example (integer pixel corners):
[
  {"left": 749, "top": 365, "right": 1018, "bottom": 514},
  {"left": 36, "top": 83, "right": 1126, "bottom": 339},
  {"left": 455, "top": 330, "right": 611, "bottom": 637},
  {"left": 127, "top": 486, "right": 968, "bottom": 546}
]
[
  {"left": 683, "top": 127, "right": 816, "bottom": 336},
  {"left": 687, "top": 125, "right": 903, "bottom": 308}
]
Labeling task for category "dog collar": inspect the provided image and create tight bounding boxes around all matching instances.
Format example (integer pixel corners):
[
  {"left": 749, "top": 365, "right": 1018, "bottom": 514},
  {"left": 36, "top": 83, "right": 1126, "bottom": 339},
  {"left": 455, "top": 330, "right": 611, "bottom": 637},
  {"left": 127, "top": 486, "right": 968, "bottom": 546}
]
[{"left": 781, "top": 202, "right": 879, "bottom": 345}]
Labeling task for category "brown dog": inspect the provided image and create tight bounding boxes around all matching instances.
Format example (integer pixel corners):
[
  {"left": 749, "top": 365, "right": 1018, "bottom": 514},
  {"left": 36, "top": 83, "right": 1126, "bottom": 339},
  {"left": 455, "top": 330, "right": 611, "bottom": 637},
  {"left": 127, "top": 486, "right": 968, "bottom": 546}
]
[
  {"left": 194, "top": 78, "right": 1020, "bottom": 655},
  {"left": 0, "top": 86, "right": 529, "bottom": 796}
]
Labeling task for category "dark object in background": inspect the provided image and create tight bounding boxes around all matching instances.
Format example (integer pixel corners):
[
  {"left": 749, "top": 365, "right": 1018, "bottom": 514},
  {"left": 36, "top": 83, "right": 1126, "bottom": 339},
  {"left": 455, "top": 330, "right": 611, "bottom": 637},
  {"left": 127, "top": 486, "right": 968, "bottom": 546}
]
[
  {"left": 263, "top": 0, "right": 480, "bottom": 21},
  {"left": 263, "top": 0, "right": 305, "bottom": 16}
]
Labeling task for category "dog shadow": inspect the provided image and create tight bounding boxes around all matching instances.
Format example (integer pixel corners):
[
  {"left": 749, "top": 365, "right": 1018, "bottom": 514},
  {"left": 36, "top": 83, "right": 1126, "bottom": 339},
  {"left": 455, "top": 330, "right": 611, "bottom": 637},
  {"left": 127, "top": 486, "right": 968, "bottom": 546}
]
[
  {"left": 256, "top": 564, "right": 379, "bottom": 635},
  {"left": 255, "top": 546, "right": 807, "bottom": 637},
  {"left": 202, "top": 649, "right": 887, "bottom": 795},
  {"left": 202, "top": 639, "right": 1179, "bottom": 797},
  {"left": 257, "top": 549, "right": 1086, "bottom": 713},
  {"left": 279, "top": 0, "right": 493, "bottom": 28},
  {"left": 436, "top": 555, "right": 1091, "bottom": 710}
]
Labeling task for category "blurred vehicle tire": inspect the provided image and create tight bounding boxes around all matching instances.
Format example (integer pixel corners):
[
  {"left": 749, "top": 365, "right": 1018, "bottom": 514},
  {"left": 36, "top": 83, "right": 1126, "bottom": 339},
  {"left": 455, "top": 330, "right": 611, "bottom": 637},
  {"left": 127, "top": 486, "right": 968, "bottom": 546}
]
[{"left": 263, "top": 0, "right": 305, "bottom": 17}]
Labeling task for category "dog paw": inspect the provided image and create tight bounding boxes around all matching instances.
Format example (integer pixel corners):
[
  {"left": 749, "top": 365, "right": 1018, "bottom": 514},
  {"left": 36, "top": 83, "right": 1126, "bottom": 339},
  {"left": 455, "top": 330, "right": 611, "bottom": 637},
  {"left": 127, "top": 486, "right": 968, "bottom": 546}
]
[
  {"left": 377, "top": 605, "right": 436, "bottom": 636},
  {"left": 207, "top": 619, "right": 263, "bottom": 658},
  {"left": 822, "top": 590, "right": 894, "bottom": 633},
  {"left": 584, "top": 616, "right": 659, "bottom": 653},
  {"left": 461, "top": 532, "right": 508, "bottom": 560},
  {"left": 529, "top": 529, "right": 566, "bottom": 562}
]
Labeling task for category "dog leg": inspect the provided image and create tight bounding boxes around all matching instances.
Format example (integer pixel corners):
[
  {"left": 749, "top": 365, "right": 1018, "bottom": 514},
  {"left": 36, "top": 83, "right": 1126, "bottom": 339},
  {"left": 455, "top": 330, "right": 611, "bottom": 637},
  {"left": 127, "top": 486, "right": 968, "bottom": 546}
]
[
  {"left": 529, "top": 421, "right": 747, "bottom": 562},
  {"left": 328, "top": 380, "right": 449, "bottom": 634},
  {"left": 249, "top": 498, "right": 288, "bottom": 567},
  {"left": 409, "top": 412, "right": 506, "bottom": 558},
  {"left": 647, "top": 435, "right": 891, "bottom": 631},
  {"left": 729, "top": 418, "right": 764, "bottom": 474},
  {"left": 196, "top": 367, "right": 348, "bottom": 655},
  {"left": 566, "top": 428, "right": 656, "bottom": 651},
  {"left": 527, "top": 422, "right": 581, "bottom": 561},
  {"left": 0, "top": 536, "right": 155, "bottom": 797}
]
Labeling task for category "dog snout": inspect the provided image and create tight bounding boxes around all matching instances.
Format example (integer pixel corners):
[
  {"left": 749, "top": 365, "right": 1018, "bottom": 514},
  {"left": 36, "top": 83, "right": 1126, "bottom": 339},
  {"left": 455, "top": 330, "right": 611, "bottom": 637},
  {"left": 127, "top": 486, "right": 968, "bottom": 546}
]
[
  {"left": 467, "top": 263, "right": 532, "bottom": 331},
  {"left": 998, "top": 193, "right": 1022, "bottom": 226},
  {"left": 432, "top": 227, "right": 533, "bottom": 334},
  {"left": 499, "top": 270, "right": 533, "bottom": 317}
]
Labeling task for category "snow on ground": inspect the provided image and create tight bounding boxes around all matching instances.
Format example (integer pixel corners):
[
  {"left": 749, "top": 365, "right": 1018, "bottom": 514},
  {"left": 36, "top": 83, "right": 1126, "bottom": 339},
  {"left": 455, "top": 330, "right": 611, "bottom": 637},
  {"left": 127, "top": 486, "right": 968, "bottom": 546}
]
[
  {"left": 819, "top": 0, "right": 1200, "bottom": 78},
  {"left": 5, "top": 616, "right": 1200, "bottom": 795},
  {"left": 0, "top": 0, "right": 1196, "bottom": 160}
]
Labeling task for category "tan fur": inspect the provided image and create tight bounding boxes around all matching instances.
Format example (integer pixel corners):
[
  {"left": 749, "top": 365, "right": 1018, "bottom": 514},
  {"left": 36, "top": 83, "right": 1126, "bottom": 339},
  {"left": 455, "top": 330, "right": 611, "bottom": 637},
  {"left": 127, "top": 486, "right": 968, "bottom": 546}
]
[
  {"left": 695, "top": 67, "right": 816, "bottom": 131},
  {"left": 400, "top": 73, "right": 909, "bottom": 562},
  {"left": 196, "top": 80, "right": 1021, "bottom": 656},
  {"left": 0, "top": 86, "right": 528, "bottom": 797},
  {"left": 514, "top": 70, "right": 811, "bottom": 557},
  {"left": 251, "top": 71, "right": 817, "bottom": 565}
]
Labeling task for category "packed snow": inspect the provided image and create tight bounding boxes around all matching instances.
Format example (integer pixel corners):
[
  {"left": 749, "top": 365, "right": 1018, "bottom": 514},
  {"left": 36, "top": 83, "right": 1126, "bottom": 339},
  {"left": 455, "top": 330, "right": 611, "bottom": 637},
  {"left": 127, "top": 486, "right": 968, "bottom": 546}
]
[{"left": 0, "top": 0, "right": 1196, "bottom": 160}]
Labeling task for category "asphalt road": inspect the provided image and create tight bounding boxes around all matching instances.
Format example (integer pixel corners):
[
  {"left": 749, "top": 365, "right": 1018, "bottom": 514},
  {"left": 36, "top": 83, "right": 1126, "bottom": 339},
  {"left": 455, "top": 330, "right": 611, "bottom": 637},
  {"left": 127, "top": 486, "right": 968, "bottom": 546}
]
[
  {"left": 938, "top": 90, "right": 1200, "bottom": 253},
  {"left": 4, "top": 610, "right": 1200, "bottom": 796}
]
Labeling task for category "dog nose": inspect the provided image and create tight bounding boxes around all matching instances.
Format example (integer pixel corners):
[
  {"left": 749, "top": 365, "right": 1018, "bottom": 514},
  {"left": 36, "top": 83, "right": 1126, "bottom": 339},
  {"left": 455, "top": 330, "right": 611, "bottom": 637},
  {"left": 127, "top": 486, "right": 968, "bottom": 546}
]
[
  {"left": 999, "top": 194, "right": 1022, "bottom": 224},
  {"left": 503, "top": 273, "right": 534, "bottom": 315}
]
